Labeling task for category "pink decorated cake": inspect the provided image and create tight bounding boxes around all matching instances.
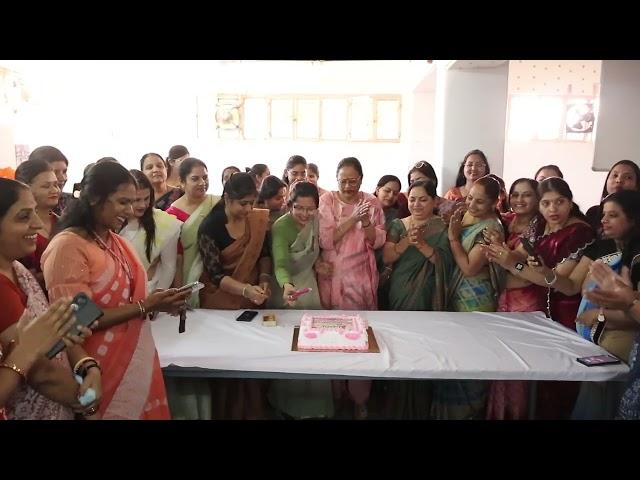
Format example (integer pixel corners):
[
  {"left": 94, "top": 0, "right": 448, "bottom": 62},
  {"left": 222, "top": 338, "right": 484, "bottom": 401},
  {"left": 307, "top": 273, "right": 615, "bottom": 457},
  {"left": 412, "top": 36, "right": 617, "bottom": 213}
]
[{"left": 297, "top": 314, "right": 368, "bottom": 351}]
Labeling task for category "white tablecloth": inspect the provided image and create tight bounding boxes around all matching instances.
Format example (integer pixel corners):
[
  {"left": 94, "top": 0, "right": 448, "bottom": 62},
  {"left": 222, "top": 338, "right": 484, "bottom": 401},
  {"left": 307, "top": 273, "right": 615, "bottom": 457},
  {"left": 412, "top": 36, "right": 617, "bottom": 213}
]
[{"left": 151, "top": 309, "right": 630, "bottom": 381}]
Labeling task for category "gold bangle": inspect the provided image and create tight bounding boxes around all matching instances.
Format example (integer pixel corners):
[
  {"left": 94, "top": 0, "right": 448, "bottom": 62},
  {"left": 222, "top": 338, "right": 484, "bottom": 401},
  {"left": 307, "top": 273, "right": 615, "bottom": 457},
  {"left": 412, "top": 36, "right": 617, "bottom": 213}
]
[
  {"left": 138, "top": 300, "right": 148, "bottom": 317},
  {"left": 242, "top": 284, "right": 250, "bottom": 298},
  {"left": 0, "top": 362, "right": 27, "bottom": 382},
  {"left": 73, "top": 356, "right": 96, "bottom": 375}
]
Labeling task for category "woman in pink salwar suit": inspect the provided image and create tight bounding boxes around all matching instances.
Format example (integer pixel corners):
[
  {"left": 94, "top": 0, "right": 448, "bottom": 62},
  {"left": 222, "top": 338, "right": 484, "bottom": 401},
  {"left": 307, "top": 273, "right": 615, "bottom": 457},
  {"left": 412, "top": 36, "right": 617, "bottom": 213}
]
[{"left": 317, "top": 157, "right": 386, "bottom": 419}]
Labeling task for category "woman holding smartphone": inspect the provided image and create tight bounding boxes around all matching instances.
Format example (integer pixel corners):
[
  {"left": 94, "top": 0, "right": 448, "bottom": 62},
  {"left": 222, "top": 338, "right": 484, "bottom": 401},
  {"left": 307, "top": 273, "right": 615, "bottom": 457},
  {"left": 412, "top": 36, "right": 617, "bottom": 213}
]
[
  {"left": 42, "top": 162, "right": 189, "bottom": 420},
  {"left": 484, "top": 177, "right": 595, "bottom": 419},
  {"left": 268, "top": 181, "right": 334, "bottom": 419},
  {"left": 483, "top": 178, "right": 546, "bottom": 420},
  {"left": 584, "top": 261, "right": 640, "bottom": 420},
  {"left": 166, "top": 158, "right": 220, "bottom": 305},
  {"left": 0, "top": 178, "right": 99, "bottom": 419}
]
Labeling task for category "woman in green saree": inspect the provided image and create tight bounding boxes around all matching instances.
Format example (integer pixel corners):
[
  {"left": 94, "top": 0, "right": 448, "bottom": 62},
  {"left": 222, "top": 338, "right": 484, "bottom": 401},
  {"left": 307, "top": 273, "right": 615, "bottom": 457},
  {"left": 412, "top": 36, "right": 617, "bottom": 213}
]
[
  {"left": 378, "top": 180, "right": 453, "bottom": 418},
  {"left": 267, "top": 181, "right": 334, "bottom": 418},
  {"left": 431, "top": 175, "right": 505, "bottom": 420},
  {"left": 384, "top": 180, "right": 452, "bottom": 311},
  {"left": 166, "top": 158, "right": 220, "bottom": 307}
]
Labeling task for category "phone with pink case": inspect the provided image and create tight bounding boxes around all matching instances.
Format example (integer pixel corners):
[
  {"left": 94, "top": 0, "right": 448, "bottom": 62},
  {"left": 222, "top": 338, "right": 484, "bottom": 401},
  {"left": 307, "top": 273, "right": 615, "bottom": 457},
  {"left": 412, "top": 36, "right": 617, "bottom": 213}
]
[{"left": 288, "top": 288, "right": 312, "bottom": 301}]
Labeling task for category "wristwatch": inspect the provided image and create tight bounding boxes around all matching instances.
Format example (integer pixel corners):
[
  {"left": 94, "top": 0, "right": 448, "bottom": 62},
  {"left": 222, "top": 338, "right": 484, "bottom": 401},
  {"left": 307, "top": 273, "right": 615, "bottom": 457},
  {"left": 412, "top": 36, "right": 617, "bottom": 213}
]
[{"left": 514, "top": 262, "right": 525, "bottom": 273}]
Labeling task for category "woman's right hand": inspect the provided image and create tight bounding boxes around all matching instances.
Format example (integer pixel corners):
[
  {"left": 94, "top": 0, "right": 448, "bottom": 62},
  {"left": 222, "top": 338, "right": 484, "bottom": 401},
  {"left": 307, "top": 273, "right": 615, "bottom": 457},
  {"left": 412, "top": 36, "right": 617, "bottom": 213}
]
[
  {"left": 244, "top": 285, "right": 268, "bottom": 305},
  {"left": 145, "top": 288, "right": 192, "bottom": 315},
  {"left": 352, "top": 201, "right": 371, "bottom": 222},
  {"left": 282, "top": 283, "right": 297, "bottom": 307},
  {"left": 16, "top": 298, "right": 78, "bottom": 359}
]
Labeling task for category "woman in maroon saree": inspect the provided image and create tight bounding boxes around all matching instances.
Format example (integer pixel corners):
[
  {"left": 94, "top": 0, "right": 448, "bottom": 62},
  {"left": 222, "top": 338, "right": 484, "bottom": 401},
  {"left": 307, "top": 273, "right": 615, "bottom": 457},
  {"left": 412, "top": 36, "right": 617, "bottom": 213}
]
[{"left": 485, "top": 177, "right": 595, "bottom": 419}]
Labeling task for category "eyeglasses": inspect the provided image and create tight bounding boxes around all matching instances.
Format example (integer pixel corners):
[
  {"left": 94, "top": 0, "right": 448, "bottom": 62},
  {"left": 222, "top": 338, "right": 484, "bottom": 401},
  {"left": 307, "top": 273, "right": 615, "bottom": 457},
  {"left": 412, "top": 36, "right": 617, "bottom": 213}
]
[
  {"left": 414, "top": 161, "right": 429, "bottom": 169},
  {"left": 292, "top": 204, "right": 317, "bottom": 214},
  {"left": 338, "top": 178, "right": 361, "bottom": 187}
]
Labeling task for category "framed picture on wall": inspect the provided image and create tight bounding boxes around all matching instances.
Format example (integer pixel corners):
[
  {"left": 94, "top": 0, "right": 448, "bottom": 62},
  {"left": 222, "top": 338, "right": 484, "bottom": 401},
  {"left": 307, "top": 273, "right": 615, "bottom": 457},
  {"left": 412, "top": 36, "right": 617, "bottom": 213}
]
[
  {"left": 566, "top": 102, "right": 595, "bottom": 133},
  {"left": 15, "top": 144, "right": 30, "bottom": 165}
]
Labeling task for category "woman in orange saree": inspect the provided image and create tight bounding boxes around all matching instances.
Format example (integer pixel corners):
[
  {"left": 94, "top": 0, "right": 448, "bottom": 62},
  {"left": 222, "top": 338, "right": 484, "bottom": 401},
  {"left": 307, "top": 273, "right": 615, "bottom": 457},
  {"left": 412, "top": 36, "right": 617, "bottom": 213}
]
[{"left": 42, "top": 162, "right": 189, "bottom": 419}]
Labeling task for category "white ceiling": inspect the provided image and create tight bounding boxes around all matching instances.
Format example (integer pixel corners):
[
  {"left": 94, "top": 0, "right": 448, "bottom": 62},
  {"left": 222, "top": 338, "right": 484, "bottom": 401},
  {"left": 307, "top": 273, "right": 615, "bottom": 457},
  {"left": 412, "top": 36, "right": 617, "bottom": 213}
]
[{"left": 449, "top": 60, "right": 508, "bottom": 70}]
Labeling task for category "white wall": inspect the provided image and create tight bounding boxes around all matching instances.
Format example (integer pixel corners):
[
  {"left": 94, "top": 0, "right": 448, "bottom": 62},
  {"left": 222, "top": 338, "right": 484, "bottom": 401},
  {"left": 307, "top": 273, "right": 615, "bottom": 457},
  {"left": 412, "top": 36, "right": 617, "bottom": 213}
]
[
  {"left": 1, "top": 60, "right": 434, "bottom": 194},
  {"left": 440, "top": 63, "right": 509, "bottom": 194},
  {"left": 407, "top": 90, "right": 436, "bottom": 188},
  {"left": 502, "top": 60, "right": 606, "bottom": 212}
]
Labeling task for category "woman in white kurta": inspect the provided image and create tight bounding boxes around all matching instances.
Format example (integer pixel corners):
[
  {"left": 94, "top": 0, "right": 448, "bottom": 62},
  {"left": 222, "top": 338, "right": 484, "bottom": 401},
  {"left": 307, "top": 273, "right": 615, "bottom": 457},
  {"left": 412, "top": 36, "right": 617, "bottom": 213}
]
[{"left": 121, "top": 170, "right": 183, "bottom": 292}]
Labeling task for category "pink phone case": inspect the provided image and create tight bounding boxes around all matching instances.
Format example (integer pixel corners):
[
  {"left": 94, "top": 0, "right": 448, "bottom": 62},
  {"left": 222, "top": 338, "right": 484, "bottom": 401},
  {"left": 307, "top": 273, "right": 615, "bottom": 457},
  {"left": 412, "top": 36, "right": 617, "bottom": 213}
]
[{"left": 289, "top": 288, "right": 312, "bottom": 300}]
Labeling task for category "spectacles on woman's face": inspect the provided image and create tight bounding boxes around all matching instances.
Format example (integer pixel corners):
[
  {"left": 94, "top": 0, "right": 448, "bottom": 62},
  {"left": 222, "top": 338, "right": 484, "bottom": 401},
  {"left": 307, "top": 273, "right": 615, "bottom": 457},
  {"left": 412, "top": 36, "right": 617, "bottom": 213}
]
[
  {"left": 292, "top": 204, "right": 317, "bottom": 215},
  {"left": 338, "top": 178, "right": 360, "bottom": 187}
]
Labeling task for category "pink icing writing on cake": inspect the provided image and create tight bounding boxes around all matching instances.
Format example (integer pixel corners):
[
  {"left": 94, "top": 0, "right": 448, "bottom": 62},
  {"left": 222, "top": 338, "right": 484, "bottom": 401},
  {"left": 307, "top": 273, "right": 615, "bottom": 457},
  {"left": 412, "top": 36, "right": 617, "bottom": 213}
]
[{"left": 297, "top": 314, "right": 368, "bottom": 351}]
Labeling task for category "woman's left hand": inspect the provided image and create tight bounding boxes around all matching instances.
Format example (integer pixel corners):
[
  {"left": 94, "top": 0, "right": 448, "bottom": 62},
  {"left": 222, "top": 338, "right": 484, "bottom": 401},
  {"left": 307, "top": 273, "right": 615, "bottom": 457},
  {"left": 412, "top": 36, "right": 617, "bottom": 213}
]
[
  {"left": 260, "top": 281, "right": 271, "bottom": 300},
  {"left": 448, "top": 207, "right": 464, "bottom": 240},
  {"left": 77, "top": 368, "right": 102, "bottom": 417},
  {"left": 482, "top": 242, "right": 513, "bottom": 268},
  {"left": 408, "top": 225, "right": 425, "bottom": 247}
]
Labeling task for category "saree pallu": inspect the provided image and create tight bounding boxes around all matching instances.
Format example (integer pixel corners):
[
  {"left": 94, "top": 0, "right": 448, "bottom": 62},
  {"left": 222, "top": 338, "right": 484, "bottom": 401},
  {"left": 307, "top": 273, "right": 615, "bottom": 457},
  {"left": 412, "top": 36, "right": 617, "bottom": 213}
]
[
  {"left": 269, "top": 215, "right": 322, "bottom": 310},
  {"left": 432, "top": 218, "right": 504, "bottom": 420},
  {"left": 179, "top": 195, "right": 220, "bottom": 308},
  {"left": 199, "top": 208, "right": 269, "bottom": 310},
  {"left": 121, "top": 209, "right": 183, "bottom": 293},
  {"left": 387, "top": 217, "right": 452, "bottom": 312},
  {"left": 155, "top": 187, "right": 183, "bottom": 212},
  {"left": 5, "top": 261, "right": 74, "bottom": 420},
  {"left": 43, "top": 231, "right": 169, "bottom": 420}
]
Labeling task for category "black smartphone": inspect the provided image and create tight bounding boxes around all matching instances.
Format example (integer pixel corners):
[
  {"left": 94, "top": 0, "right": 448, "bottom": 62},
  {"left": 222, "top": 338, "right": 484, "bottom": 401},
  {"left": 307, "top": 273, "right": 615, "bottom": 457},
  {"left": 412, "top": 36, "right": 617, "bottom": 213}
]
[
  {"left": 46, "top": 293, "right": 104, "bottom": 359},
  {"left": 576, "top": 354, "right": 621, "bottom": 367},
  {"left": 520, "top": 237, "right": 539, "bottom": 260},
  {"left": 236, "top": 310, "right": 259, "bottom": 322}
]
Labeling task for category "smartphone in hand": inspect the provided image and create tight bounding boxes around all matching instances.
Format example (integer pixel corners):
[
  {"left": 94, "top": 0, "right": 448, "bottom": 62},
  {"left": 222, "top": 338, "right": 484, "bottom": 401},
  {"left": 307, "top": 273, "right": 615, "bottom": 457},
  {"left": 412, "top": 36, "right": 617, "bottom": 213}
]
[
  {"left": 288, "top": 288, "right": 312, "bottom": 301},
  {"left": 520, "top": 237, "right": 540, "bottom": 261},
  {"left": 46, "top": 293, "right": 103, "bottom": 359},
  {"left": 176, "top": 281, "right": 205, "bottom": 294}
]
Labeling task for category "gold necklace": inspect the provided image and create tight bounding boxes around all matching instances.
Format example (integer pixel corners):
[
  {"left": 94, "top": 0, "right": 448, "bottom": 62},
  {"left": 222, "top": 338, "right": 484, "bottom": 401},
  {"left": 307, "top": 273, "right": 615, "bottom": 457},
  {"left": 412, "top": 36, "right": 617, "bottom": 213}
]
[{"left": 91, "top": 231, "right": 135, "bottom": 303}]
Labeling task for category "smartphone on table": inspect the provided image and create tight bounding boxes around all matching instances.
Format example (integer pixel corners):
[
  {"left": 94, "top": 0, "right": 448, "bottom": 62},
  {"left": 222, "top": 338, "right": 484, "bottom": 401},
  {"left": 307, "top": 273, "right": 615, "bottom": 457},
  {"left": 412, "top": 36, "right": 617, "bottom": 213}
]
[
  {"left": 576, "top": 354, "right": 621, "bottom": 366},
  {"left": 236, "top": 310, "right": 259, "bottom": 322}
]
